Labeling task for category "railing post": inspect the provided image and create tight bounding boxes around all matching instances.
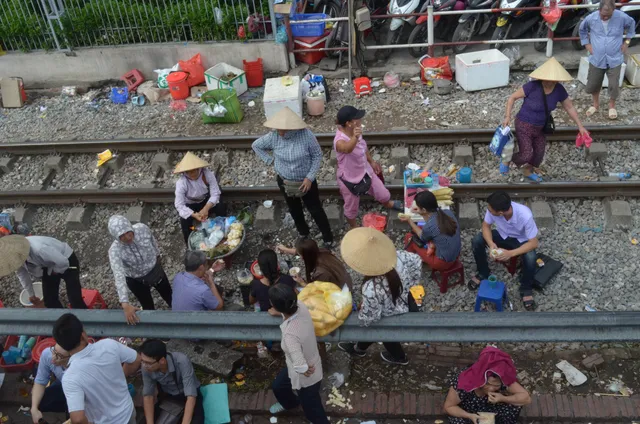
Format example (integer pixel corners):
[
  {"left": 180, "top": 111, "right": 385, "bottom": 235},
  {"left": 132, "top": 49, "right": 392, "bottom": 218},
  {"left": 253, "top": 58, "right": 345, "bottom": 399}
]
[
  {"left": 427, "top": 5, "right": 435, "bottom": 57},
  {"left": 268, "top": 0, "right": 278, "bottom": 39},
  {"left": 546, "top": 26, "right": 554, "bottom": 57},
  {"left": 348, "top": 0, "right": 353, "bottom": 79}
]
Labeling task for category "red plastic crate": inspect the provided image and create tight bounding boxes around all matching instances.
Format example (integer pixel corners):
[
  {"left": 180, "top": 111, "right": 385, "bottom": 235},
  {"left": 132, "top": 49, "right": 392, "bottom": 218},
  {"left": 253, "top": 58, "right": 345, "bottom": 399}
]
[{"left": 0, "top": 335, "right": 43, "bottom": 372}]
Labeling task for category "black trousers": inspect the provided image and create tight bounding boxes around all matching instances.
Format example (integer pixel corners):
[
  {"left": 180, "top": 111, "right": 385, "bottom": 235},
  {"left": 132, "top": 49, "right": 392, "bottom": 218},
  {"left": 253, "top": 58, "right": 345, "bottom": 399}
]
[
  {"left": 180, "top": 198, "right": 228, "bottom": 244},
  {"left": 156, "top": 390, "right": 205, "bottom": 424},
  {"left": 39, "top": 380, "right": 68, "bottom": 413},
  {"left": 42, "top": 252, "right": 87, "bottom": 309},
  {"left": 276, "top": 176, "right": 333, "bottom": 243},
  {"left": 272, "top": 367, "right": 329, "bottom": 424},
  {"left": 125, "top": 264, "right": 173, "bottom": 310},
  {"left": 356, "top": 341, "right": 406, "bottom": 361}
]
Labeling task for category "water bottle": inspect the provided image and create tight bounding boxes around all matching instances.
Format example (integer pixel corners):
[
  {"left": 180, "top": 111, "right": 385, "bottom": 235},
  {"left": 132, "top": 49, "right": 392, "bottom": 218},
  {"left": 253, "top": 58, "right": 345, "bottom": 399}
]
[
  {"left": 21, "top": 346, "right": 31, "bottom": 359},
  {"left": 254, "top": 303, "right": 261, "bottom": 312},
  {"left": 17, "top": 335, "right": 27, "bottom": 349},
  {"left": 2, "top": 351, "right": 15, "bottom": 365},
  {"left": 25, "top": 336, "right": 37, "bottom": 349},
  {"left": 608, "top": 172, "right": 631, "bottom": 179}
]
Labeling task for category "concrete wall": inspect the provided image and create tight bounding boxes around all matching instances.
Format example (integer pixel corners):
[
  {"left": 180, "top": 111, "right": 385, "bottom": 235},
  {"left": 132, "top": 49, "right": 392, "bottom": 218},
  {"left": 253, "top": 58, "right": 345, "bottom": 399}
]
[{"left": 0, "top": 42, "right": 289, "bottom": 88}]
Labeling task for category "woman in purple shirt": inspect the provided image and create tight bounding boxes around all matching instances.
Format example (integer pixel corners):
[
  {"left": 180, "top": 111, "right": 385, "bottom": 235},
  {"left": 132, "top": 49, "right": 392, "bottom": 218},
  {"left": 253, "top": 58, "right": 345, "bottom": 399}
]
[
  {"left": 174, "top": 152, "right": 227, "bottom": 244},
  {"left": 503, "top": 58, "right": 588, "bottom": 183}
]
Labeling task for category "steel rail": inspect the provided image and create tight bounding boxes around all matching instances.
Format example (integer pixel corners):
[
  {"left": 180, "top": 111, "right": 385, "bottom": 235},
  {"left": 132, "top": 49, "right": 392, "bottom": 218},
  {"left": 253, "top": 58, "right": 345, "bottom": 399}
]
[
  {"left": 0, "top": 126, "right": 638, "bottom": 155},
  {"left": 0, "top": 182, "right": 639, "bottom": 205},
  {"left": 2, "top": 309, "right": 640, "bottom": 342}
]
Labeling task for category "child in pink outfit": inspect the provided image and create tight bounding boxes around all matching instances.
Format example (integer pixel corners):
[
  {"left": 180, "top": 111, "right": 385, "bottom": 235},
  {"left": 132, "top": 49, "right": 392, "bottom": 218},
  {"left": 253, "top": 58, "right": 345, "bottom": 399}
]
[{"left": 333, "top": 106, "right": 402, "bottom": 228}]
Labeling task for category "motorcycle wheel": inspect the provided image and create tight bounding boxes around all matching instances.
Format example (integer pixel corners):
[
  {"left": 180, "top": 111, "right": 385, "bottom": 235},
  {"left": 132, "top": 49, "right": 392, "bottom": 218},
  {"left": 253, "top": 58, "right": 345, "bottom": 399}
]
[
  {"left": 408, "top": 24, "right": 429, "bottom": 58},
  {"left": 571, "top": 20, "right": 584, "bottom": 50},
  {"left": 534, "top": 22, "right": 547, "bottom": 52},
  {"left": 451, "top": 19, "right": 475, "bottom": 54},
  {"left": 489, "top": 25, "right": 507, "bottom": 50},
  {"left": 375, "top": 27, "right": 401, "bottom": 61},
  {"left": 313, "top": 0, "right": 342, "bottom": 18}
]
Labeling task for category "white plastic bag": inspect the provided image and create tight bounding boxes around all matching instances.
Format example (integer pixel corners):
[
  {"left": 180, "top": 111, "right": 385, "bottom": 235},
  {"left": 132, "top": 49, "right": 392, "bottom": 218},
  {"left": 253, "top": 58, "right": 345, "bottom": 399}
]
[
  {"left": 202, "top": 101, "right": 228, "bottom": 117},
  {"left": 154, "top": 64, "right": 180, "bottom": 89}
]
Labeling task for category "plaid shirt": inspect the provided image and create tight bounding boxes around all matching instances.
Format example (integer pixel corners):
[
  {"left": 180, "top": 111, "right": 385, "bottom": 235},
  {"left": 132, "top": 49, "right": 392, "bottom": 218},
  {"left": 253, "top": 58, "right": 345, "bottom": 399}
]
[{"left": 252, "top": 129, "right": 323, "bottom": 182}]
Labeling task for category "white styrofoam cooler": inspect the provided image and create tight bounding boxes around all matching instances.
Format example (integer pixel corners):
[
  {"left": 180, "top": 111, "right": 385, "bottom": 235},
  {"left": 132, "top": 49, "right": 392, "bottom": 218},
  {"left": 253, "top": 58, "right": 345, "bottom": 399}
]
[
  {"left": 577, "top": 56, "right": 626, "bottom": 88},
  {"left": 455, "top": 49, "right": 510, "bottom": 92},
  {"left": 625, "top": 54, "right": 640, "bottom": 87},
  {"left": 263, "top": 76, "right": 303, "bottom": 119},
  {"left": 205, "top": 63, "right": 248, "bottom": 96}
]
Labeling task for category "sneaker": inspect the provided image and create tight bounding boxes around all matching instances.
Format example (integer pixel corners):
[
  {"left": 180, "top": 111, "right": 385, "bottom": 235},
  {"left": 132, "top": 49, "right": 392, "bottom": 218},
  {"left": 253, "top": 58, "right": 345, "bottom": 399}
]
[
  {"left": 269, "top": 402, "right": 285, "bottom": 414},
  {"left": 338, "top": 342, "right": 366, "bottom": 358},
  {"left": 380, "top": 351, "right": 409, "bottom": 365}
]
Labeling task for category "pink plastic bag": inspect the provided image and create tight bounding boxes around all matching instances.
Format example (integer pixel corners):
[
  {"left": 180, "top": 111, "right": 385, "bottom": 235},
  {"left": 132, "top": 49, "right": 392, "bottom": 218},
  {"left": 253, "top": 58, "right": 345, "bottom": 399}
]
[{"left": 576, "top": 132, "right": 592, "bottom": 149}]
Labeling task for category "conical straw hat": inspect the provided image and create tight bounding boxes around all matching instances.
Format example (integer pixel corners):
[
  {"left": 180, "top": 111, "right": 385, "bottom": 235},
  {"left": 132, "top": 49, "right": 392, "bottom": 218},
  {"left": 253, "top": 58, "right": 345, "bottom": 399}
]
[
  {"left": 263, "top": 107, "right": 308, "bottom": 130},
  {"left": 529, "top": 57, "right": 573, "bottom": 82},
  {"left": 340, "top": 227, "right": 397, "bottom": 276},
  {"left": 0, "top": 235, "right": 30, "bottom": 278},
  {"left": 173, "top": 152, "right": 210, "bottom": 174}
]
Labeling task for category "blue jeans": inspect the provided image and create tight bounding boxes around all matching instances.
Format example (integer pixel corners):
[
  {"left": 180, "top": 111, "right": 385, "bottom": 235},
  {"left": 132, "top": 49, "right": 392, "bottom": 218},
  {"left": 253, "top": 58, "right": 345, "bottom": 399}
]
[
  {"left": 471, "top": 230, "right": 537, "bottom": 297},
  {"left": 272, "top": 368, "right": 329, "bottom": 424}
]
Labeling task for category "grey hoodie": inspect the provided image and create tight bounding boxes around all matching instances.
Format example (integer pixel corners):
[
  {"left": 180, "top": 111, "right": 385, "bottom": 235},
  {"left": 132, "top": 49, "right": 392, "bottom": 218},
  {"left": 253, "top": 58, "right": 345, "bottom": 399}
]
[{"left": 108, "top": 215, "right": 160, "bottom": 304}]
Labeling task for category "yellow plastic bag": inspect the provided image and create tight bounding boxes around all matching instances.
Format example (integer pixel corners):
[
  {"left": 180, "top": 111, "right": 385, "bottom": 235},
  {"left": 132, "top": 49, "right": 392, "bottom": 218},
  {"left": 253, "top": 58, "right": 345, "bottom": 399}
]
[{"left": 298, "top": 281, "right": 352, "bottom": 337}]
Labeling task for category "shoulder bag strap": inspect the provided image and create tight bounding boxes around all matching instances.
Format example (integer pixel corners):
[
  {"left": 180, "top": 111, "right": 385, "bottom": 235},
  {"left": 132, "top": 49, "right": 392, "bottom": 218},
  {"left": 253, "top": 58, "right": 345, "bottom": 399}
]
[
  {"left": 201, "top": 171, "right": 209, "bottom": 188},
  {"left": 540, "top": 81, "right": 550, "bottom": 122}
]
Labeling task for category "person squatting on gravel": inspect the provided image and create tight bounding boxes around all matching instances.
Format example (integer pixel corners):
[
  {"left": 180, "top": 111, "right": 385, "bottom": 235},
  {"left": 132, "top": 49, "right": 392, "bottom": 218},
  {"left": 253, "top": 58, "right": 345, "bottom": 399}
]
[
  {"left": 30, "top": 342, "right": 70, "bottom": 423},
  {"left": 252, "top": 107, "right": 334, "bottom": 249},
  {"left": 468, "top": 191, "right": 540, "bottom": 311},
  {"left": 0, "top": 235, "right": 87, "bottom": 309},
  {"left": 580, "top": 0, "right": 636, "bottom": 120},
  {"left": 338, "top": 227, "right": 422, "bottom": 366},
  {"left": 503, "top": 58, "right": 587, "bottom": 183},
  {"left": 174, "top": 152, "right": 227, "bottom": 245},
  {"left": 444, "top": 346, "right": 531, "bottom": 424},
  {"left": 108, "top": 215, "right": 173, "bottom": 325},
  {"left": 334, "top": 106, "right": 403, "bottom": 228}
]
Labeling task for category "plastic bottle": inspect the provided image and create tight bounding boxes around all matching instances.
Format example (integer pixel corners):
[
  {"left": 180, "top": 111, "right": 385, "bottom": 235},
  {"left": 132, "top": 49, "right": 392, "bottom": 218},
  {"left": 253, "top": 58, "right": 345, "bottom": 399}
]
[
  {"left": 21, "top": 346, "right": 31, "bottom": 359},
  {"left": 608, "top": 172, "right": 631, "bottom": 179},
  {"left": 17, "top": 335, "right": 27, "bottom": 349},
  {"left": 254, "top": 304, "right": 261, "bottom": 312},
  {"left": 256, "top": 342, "right": 268, "bottom": 358},
  {"left": 2, "top": 350, "right": 15, "bottom": 365},
  {"left": 25, "top": 336, "right": 36, "bottom": 349}
]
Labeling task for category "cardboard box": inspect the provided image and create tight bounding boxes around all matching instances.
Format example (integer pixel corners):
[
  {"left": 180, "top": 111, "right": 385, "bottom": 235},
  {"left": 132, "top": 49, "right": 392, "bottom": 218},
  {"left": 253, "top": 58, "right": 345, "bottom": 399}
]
[
  {"left": 274, "top": 2, "right": 293, "bottom": 14},
  {"left": 1, "top": 77, "right": 25, "bottom": 108}
]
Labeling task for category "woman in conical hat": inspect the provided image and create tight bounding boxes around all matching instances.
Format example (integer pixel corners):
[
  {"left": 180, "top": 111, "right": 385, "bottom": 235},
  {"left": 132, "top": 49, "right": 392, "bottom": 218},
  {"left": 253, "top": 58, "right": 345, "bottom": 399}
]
[
  {"left": 174, "top": 151, "right": 227, "bottom": 245},
  {"left": 252, "top": 107, "right": 334, "bottom": 249},
  {"left": 503, "top": 57, "right": 588, "bottom": 183}
]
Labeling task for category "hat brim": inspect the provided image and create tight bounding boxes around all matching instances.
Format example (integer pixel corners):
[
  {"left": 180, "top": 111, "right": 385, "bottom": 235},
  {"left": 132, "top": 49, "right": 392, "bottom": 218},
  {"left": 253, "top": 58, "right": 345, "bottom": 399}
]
[
  {"left": 338, "top": 108, "right": 366, "bottom": 125},
  {"left": 173, "top": 152, "right": 210, "bottom": 174},
  {"left": 340, "top": 227, "right": 397, "bottom": 276},
  {"left": 0, "top": 235, "right": 30, "bottom": 278}
]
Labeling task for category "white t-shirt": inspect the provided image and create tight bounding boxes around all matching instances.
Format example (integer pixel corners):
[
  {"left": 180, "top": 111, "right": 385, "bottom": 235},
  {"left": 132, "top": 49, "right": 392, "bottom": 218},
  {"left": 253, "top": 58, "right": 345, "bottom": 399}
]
[{"left": 62, "top": 339, "right": 138, "bottom": 424}]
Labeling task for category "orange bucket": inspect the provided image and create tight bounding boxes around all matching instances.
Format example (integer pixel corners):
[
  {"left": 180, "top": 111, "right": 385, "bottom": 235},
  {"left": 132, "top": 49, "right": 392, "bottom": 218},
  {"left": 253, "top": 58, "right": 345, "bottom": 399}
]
[{"left": 167, "top": 71, "right": 190, "bottom": 100}]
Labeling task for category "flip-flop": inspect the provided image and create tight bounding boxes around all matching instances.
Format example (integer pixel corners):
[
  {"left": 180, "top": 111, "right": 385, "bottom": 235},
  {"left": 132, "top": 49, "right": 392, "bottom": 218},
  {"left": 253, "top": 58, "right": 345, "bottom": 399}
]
[
  {"left": 609, "top": 108, "right": 618, "bottom": 120},
  {"left": 467, "top": 276, "right": 482, "bottom": 291},
  {"left": 526, "top": 173, "right": 543, "bottom": 183},
  {"left": 522, "top": 297, "right": 537, "bottom": 311},
  {"left": 391, "top": 200, "right": 404, "bottom": 211},
  {"left": 586, "top": 106, "right": 598, "bottom": 117}
]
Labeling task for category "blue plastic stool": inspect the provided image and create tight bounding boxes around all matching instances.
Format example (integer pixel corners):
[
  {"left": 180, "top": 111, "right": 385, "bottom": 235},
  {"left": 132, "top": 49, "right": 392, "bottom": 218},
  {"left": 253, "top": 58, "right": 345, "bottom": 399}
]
[{"left": 474, "top": 280, "right": 507, "bottom": 312}]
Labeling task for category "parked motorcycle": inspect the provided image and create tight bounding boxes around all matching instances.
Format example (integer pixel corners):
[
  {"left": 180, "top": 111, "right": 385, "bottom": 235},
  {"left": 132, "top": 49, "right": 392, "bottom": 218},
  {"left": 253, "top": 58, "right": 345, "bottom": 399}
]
[
  {"left": 621, "top": 0, "right": 640, "bottom": 47},
  {"left": 490, "top": 0, "right": 542, "bottom": 49},
  {"left": 451, "top": 0, "right": 498, "bottom": 53},
  {"left": 533, "top": 0, "right": 596, "bottom": 51},
  {"left": 375, "top": 0, "right": 427, "bottom": 60},
  {"left": 568, "top": 0, "right": 600, "bottom": 49},
  {"left": 407, "top": 0, "right": 466, "bottom": 57}
]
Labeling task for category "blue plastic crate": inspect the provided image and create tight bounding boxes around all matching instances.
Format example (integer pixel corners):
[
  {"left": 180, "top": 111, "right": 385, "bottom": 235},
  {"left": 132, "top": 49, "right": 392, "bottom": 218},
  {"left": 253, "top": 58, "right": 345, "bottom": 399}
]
[
  {"left": 291, "top": 13, "right": 326, "bottom": 37},
  {"left": 403, "top": 169, "right": 430, "bottom": 188}
]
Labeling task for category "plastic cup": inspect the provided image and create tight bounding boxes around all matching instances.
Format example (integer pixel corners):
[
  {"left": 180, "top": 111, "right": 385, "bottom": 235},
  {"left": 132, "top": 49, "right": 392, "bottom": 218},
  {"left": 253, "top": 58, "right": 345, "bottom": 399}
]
[{"left": 488, "top": 275, "right": 498, "bottom": 289}]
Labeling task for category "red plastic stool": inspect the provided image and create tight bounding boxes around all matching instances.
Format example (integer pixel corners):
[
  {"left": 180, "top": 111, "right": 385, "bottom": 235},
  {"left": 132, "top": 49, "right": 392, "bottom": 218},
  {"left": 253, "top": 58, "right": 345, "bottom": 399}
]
[
  {"left": 121, "top": 69, "right": 145, "bottom": 92},
  {"left": 80, "top": 289, "right": 107, "bottom": 309},
  {"left": 431, "top": 260, "right": 465, "bottom": 294},
  {"left": 501, "top": 256, "right": 520, "bottom": 276}
]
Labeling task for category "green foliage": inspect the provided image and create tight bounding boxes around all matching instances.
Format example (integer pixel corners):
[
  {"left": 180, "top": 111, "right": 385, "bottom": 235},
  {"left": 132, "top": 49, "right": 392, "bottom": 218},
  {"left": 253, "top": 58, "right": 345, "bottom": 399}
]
[{"left": 0, "top": 0, "right": 270, "bottom": 52}]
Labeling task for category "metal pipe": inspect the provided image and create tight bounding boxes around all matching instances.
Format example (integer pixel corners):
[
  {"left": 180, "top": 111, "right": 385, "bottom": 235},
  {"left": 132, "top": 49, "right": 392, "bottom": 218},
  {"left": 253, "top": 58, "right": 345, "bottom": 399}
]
[
  {"left": 4, "top": 309, "right": 640, "bottom": 342},
  {"left": 292, "top": 47, "right": 349, "bottom": 53},
  {"left": 546, "top": 25, "right": 553, "bottom": 58},
  {"left": 290, "top": 17, "right": 349, "bottom": 23},
  {"left": 348, "top": 0, "right": 353, "bottom": 80},
  {"left": 365, "top": 36, "right": 549, "bottom": 50},
  {"left": 427, "top": 5, "right": 435, "bottom": 57}
]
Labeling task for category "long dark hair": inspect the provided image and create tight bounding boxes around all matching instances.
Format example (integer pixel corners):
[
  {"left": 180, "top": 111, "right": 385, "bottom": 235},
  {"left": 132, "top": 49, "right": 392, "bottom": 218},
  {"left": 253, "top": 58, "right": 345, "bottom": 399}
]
[
  {"left": 257, "top": 249, "right": 280, "bottom": 285},
  {"left": 414, "top": 191, "right": 457, "bottom": 236},
  {"left": 364, "top": 268, "right": 403, "bottom": 304},
  {"left": 296, "top": 238, "right": 320, "bottom": 283}
]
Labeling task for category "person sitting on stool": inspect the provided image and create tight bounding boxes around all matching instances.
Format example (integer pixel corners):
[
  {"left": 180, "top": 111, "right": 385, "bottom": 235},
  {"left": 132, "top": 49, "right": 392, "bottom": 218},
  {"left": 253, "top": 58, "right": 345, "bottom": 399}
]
[
  {"left": 30, "top": 343, "right": 70, "bottom": 423},
  {"left": 174, "top": 152, "right": 227, "bottom": 245},
  {"left": 141, "top": 339, "right": 205, "bottom": 424}
]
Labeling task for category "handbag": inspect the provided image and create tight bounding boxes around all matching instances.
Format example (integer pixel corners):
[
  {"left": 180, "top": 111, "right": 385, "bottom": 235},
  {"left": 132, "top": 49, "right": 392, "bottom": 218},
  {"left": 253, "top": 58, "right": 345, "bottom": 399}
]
[
  {"left": 155, "top": 354, "right": 185, "bottom": 424},
  {"left": 540, "top": 81, "right": 555, "bottom": 135},
  {"left": 340, "top": 173, "right": 372, "bottom": 196},
  {"left": 281, "top": 178, "right": 306, "bottom": 198},
  {"left": 140, "top": 260, "right": 167, "bottom": 287}
]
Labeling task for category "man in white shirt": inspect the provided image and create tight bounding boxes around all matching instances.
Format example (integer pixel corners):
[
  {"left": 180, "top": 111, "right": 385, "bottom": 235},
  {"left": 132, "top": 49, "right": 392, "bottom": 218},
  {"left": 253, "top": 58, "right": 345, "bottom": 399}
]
[{"left": 52, "top": 313, "right": 141, "bottom": 424}]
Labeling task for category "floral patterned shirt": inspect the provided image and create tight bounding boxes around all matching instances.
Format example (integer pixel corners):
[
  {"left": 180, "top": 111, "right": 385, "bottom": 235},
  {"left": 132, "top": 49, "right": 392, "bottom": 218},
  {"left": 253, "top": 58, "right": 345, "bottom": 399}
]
[{"left": 358, "top": 250, "right": 422, "bottom": 327}]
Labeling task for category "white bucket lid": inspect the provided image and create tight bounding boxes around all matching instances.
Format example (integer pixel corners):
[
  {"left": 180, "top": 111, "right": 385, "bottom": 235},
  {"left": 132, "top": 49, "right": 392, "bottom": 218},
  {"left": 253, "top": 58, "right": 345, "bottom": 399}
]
[{"left": 20, "top": 282, "right": 43, "bottom": 306}]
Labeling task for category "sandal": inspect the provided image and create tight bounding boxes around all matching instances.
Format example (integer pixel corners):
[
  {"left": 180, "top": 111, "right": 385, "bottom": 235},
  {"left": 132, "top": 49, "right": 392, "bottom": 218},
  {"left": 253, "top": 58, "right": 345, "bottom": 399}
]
[
  {"left": 522, "top": 297, "right": 537, "bottom": 311},
  {"left": 586, "top": 106, "right": 598, "bottom": 117},
  {"left": 526, "top": 173, "right": 543, "bottom": 183},
  {"left": 391, "top": 200, "right": 404, "bottom": 211},
  {"left": 467, "top": 276, "right": 482, "bottom": 291},
  {"left": 608, "top": 108, "right": 618, "bottom": 120}
]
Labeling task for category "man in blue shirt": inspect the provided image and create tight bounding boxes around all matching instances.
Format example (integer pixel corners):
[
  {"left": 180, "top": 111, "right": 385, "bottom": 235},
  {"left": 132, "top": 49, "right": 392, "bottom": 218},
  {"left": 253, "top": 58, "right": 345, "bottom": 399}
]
[
  {"left": 580, "top": 0, "right": 636, "bottom": 120},
  {"left": 172, "top": 251, "right": 225, "bottom": 312},
  {"left": 30, "top": 343, "right": 69, "bottom": 423}
]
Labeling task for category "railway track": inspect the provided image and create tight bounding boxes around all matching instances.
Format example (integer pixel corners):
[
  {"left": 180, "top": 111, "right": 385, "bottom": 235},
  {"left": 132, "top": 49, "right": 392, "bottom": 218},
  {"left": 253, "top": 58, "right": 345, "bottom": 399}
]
[
  {"left": 2, "top": 181, "right": 639, "bottom": 206},
  {"left": 0, "top": 125, "right": 638, "bottom": 155}
]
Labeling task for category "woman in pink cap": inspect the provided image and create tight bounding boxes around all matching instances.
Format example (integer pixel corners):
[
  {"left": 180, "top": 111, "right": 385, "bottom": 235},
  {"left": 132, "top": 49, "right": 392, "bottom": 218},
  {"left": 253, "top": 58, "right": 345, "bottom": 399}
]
[{"left": 334, "top": 106, "right": 403, "bottom": 228}]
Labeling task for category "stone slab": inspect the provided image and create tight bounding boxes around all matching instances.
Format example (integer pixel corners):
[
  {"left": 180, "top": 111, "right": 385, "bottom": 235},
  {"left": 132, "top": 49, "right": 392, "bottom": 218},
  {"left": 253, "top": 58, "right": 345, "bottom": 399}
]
[
  {"left": 530, "top": 201, "right": 554, "bottom": 229},
  {"left": 458, "top": 202, "right": 481, "bottom": 230},
  {"left": 125, "top": 205, "right": 152, "bottom": 224},
  {"left": 453, "top": 146, "right": 474, "bottom": 165},
  {"left": 65, "top": 205, "right": 95, "bottom": 231},
  {"left": 13, "top": 206, "right": 35, "bottom": 227},
  {"left": 324, "top": 347, "right": 352, "bottom": 389},
  {"left": 165, "top": 339, "right": 242, "bottom": 377},
  {"left": 329, "top": 149, "right": 337, "bottom": 167},
  {"left": 324, "top": 203, "right": 344, "bottom": 228},
  {"left": 586, "top": 142, "right": 608, "bottom": 161},
  {"left": 0, "top": 157, "right": 16, "bottom": 174},
  {"left": 139, "top": 182, "right": 158, "bottom": 189},
  {"left": 255, "top": 203, "right": 282, "bottom": 231},
  {"left": 390, "top": 146, "right": 409, "bottom": 171},
  {"left": 582, "top": 353, "right": 605, "bottom": 369},
  {"left": 44, "top": 155, "right": 67, "bottom": 174},
  {"left": 151, "top": 152, "right": 173, "bottom": 173},
  {"left": 604, "top": 199, "right": 632, "bottom": 230},
  {"left": 387, "top": 209, "right": 403, "bottom": 231}
]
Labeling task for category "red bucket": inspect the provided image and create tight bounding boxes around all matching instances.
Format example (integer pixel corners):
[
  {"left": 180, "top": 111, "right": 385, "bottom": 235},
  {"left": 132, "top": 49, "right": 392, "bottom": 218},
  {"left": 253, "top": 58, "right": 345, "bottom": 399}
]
[
  {"left": 167, "top": 71, "right": 190, "bottom": 100},
  {"left": 243, "top": 58, "right": 264, "bottom": 88}
]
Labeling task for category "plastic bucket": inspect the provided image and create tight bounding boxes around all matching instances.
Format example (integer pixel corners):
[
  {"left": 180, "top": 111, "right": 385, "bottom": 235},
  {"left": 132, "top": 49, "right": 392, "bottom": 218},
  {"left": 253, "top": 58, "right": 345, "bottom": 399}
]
[
  {"left": 457, "top": 167, "right": 472, "bottom": 183},
  {"left": 20, "top": 282, "right": 43, "bottom": 307},
  {"left": 306, "top": 93, "right": 325, "bottom": 116},
  {"left": 167, "top": 71, "right": 190, "bottom": 100},
  {"left": 243, "top": 58, "right": 264, "bottom": 88}
]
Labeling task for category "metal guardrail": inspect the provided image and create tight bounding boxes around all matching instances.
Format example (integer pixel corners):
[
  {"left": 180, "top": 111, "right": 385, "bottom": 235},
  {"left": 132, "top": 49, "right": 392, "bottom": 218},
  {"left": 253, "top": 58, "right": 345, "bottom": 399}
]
[{"left": 3, "top": 309, "right": 640, "bottom": 342}]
